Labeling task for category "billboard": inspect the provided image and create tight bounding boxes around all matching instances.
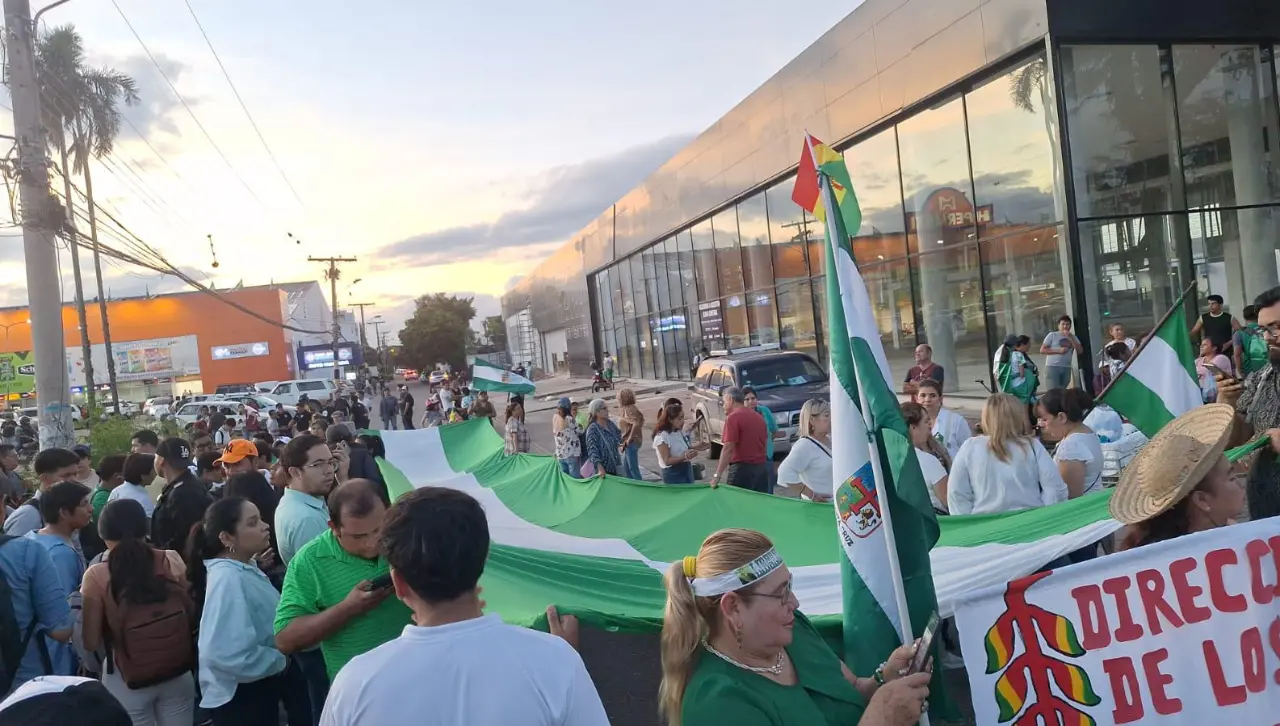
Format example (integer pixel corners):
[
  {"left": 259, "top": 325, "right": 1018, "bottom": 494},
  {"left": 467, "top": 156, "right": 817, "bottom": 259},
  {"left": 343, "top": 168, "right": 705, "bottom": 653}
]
[
  {"left": 211, "top": 341, "right": 270, "bottom": 361},
  {"left": 0, "top": 351, "right": 36, "bottom": 394},
  {"left": 297, "top": 342, "right": 360, "bottom": 370},
  {"left": 66, "top": 335, "right": 201, "bottom": 387}
]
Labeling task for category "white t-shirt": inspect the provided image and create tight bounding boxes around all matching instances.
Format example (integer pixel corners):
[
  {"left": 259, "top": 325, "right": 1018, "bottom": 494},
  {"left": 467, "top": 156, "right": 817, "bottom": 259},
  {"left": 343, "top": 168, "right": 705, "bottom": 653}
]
[
  {"left": 1053, "top": 431, "right": 1104, "bottom": 496},
  {"left": 947, "top": 436, "right": 1068, "bottom": 515},
  {"left": 652, "top": 430, "right": 690, "bottom": 468},
  {"left": 107, "top": 482, "right": 156, "bottom": 517},
  {"left": 776, "top": 437, "right": 833, "bottom": 496},
  {"left": 320, "top": 614, "right": 608, "bottom": 726},
  {"left": 439, "top": 389, "right": 454, "bottom": 409},
  {"left": 930, "top": 407, "right": 971, "bottom": 459},
  {"left": 915, "top": 449, "right": 948, "bottom": 512}
]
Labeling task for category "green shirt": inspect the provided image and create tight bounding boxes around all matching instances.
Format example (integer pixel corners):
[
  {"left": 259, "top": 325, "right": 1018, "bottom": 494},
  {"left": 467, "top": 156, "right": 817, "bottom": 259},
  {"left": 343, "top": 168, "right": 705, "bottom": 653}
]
[
  {"left": 274, "top": 529, "right": 412, "bottom": 679},
  {"left": 90, "top": 486, "right": 111, "bottom": 523},
  {"left": 681, "top": 612, "right": 866, "bottom": 726}
]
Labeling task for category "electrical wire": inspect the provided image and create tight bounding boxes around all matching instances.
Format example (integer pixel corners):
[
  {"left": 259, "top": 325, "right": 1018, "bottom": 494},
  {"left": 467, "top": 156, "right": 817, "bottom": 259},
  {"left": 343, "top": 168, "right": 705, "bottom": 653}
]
[
  {"left": 182, "top": 0, "right": 304, "bottom": 207},
  {"left": 109, "top": 0, "right": 273, "bottom": 212}
]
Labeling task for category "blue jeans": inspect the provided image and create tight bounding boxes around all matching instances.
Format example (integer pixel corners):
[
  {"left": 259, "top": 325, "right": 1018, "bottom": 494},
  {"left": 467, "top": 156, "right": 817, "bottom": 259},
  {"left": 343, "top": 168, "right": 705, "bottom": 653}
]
[
  {"left": 294, "top": 648, "right": 328, "bottom": 726},
  {"left": 1046, "top": 365, "right": 1073, "bottom": 389},
  {"left": 383, "top": 416, "right": 398, "bottom": 430},
  {"left": 661, "top": 461, "right": 694, "bottom": 484},
  {"left": 623, "top": 442, "right": 641, "bottom": 480},
  {"left": 558, "top": 458, "right": 581, "bottom": 478}
]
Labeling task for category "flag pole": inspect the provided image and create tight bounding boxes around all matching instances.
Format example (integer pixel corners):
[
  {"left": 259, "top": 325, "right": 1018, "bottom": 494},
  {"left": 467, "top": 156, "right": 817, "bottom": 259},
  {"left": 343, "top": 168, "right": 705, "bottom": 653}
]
[
  {"left": 818, "top": 169, "right": 927, "bottom": 724},
  {"left": 1095, "top": 280, "right": 1198, "bottom": 401}
]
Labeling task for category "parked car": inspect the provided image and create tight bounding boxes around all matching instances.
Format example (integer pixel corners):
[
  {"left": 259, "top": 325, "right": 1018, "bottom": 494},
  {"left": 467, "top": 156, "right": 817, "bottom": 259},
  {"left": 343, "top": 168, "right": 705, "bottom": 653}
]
[
  {"left": 143, "top": 396, "right": 173, "bottom": 417},
  {"left": 690, "top": 350, "right": 829, "bottom": 458},
  {"left": 254, "top": 381, "right": 279, "bottom": 393},
  {"left": 218, "top": 393, "right": 296, "bottom": 414},
  {"left": 172, "top": 402, "right": 207, "bottom": 429},
  {"left": 267, "top": 378, "right": 338, "bottom": 405},
  {"left": 426, "top": 370, "right": 449, "bottom": 387},
  {"left": 215, "top": 383, "right": 257, "bottom": 396},
  {"left": 100, "top": 399, "right": 140, "bottom": 416},
  {"left": 19, "top": 405, "right": 82, "bottom": 422}
]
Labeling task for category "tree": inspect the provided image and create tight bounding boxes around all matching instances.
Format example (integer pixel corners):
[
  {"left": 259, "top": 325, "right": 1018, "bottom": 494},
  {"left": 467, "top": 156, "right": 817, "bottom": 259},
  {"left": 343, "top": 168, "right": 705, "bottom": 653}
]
[
  {"left": 37, "top": 25, "right": 140, "bottom": 414},
  {"left": 397, "top": 294, "right": 476, "bottom": 373},
  {"left": 482, "top": 315, "right": 507, "bottom": 351}
]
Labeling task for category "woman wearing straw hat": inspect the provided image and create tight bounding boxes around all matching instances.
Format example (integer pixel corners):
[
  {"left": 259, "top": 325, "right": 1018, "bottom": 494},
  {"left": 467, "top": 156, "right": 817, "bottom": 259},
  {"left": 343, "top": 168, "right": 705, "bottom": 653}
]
[{"left": 1111, "top": 403, "right": 1273, "bottom": 549}]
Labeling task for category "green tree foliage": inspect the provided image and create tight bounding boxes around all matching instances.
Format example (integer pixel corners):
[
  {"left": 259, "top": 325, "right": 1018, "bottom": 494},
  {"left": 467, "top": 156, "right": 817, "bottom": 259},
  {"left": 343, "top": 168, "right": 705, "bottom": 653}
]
[
  {"left": 482, "top": 315, "right": 508, "bottom": 351},
  {"left": 397, "top": 294, "right": 476, "bottom": 372}
]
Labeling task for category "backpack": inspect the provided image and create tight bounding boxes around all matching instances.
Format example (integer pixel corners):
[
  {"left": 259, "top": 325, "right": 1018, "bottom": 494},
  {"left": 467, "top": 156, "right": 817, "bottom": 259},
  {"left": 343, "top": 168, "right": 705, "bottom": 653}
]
[
  {"left": 102, "top": 550, "right": 196, "bottom": 689},
  {"left": 0, "top": 535, "right": 46, "bottom": 693},
  {"left": 1242, "top": 324, "right": 1269, "bottom": 376}
]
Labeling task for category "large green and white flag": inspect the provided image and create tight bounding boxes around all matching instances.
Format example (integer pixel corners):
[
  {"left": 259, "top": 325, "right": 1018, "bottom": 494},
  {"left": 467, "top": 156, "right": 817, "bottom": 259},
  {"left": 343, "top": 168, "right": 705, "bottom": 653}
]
[
  {"left": 1097, "top": 296, "right": 1200, "bottom": 437},
  {"left": 793, "top": 135, "right": 942, "bottom": 681},
  {"left": 372, "top": 420, "right": 1121, "bottom": 634},
  {"left": 471, "top": 357, "right": 536, "bottom": 394}
]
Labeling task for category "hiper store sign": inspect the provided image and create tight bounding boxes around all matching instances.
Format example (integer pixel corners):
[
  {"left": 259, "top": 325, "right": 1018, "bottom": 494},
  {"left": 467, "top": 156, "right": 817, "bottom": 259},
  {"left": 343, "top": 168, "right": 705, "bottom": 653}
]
[
  {"left": 211, "top": 341, "right": 270, "bottom": 361},
  {"left": 953, "top": 517, "right": 1280, "bottom": 725}
]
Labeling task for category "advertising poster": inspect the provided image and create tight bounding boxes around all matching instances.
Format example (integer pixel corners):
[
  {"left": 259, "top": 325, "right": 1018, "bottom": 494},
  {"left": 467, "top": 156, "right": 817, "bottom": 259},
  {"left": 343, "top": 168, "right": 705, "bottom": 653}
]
[
  {"left": 0, "top": 351, "right": 36, "bottom": 394},
  {"left": 66, "top": 335, "right": 200, "bottom": 387},
  {"left": 211, "top": 342, "right": 270, "bottom": 361},
  {"left": 953, "top": 517, "right": 1280, "bottom": 725}
]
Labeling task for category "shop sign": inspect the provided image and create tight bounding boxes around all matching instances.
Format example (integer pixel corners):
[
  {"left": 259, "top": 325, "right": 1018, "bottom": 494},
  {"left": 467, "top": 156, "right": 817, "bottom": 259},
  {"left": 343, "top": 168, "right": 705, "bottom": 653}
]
[{"left": 211, "top": 342, "right": 271, "bottom": 360}]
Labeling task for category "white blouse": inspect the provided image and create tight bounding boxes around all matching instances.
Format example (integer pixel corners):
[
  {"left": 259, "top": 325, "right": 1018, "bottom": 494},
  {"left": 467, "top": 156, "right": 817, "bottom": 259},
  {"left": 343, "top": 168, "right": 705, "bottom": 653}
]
[
  {"left": 1053, "top": 431, "right": 1104, "bottom": 496},
  {"left": 777, "top": 437, "right": 833, "bottom": 496},
  {"left": 946, "top": 436, "right": 1068, "bottom": 515}
]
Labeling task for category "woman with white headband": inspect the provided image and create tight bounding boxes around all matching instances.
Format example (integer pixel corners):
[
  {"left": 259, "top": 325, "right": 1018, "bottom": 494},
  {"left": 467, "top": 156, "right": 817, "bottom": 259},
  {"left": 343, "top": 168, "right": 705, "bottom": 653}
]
[{"left": 659, "top": 528, "right": 930, "bottom": 726}]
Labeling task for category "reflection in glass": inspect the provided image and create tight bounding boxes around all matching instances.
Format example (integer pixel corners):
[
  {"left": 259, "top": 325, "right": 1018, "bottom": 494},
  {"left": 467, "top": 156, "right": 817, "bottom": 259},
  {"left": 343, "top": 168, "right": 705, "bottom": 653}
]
[
  {"left": 676, "top": 230, "right": 697, "bottom": 306},
  {"left": 844, "top": 128, "right": 907, "bottom": 263},
  {"left": 608, "top": 266, "right": 625, "bottom": 322},
  {"left": 747, "top": 290, "right": 779, "bottom": 346},
  {"left": 724, "top": 294, "right": 750, "bottom": 349},
  {"left": 982, "top": 224, "right": 1069, "bottom": 365},
  {"left": 620, "top": 321, "right": 638, "bottom": 379},
  {"left": 684, "top": 303, "right": 703, "bottom": 364},
  {"left": 737, "top": 194, "right": 774, "bottom": 291},
  {"left": 1079, "top": 215, "right": 1183, "bottom": 344},
  {"left": 713, "top": 209, "right": 745, "bottom": 296},
  {"left": 777, "top": 281, "right": 818, "bottom": 359},
  {"left": 1062, "top": 46, "right": 1172, "bottom": 218},
  {"left": 596, "top": 271, "right": 613, "bottom": 326},
  {"left": 636, "top": 315, "right": 655, "bottom": 379},
  {"left": 662, "top": 237, "right": 681, "bottom": 310},
  {"left": 967, "top": 55, "right": 1062, "bottom": 230},
  {"left": 766, "top": 177, "right": 811, "bottom": 284},
  {"left": 860, "top": 258, "right": 916, "bottom": 383},
  {"left": 898, "top": 96, "right": 974, "bottom": 254},
  {"left": 811, "top": 276, "right": 828, "bottom": 365},
  {"left": 1187, "top": 205, "right": 1280, "bottom": 317},
  {"left": 618, "top": 259, "right": 636, "bottom": 318},
  {"left": 651, "top": 244, "right": 671, "bottom": 312},
  {"left": 691, "top": 221, "right": 718, "bottom": 301},
  {"left": 909, "top": 245, "right": 989, "bottom": 396}
]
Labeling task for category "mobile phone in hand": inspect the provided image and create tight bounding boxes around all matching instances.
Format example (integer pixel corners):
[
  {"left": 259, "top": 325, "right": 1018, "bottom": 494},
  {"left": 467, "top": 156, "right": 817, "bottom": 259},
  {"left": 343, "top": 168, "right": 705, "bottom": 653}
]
[
  {"left": 363, "top": 573, "right": 393, "bottom": 591},
  {"left": 1203, "top": 363, "right": 1238, "bottom": 383},
  {"left": 910, "top": 612, "right": 940, "bottom": 674}
]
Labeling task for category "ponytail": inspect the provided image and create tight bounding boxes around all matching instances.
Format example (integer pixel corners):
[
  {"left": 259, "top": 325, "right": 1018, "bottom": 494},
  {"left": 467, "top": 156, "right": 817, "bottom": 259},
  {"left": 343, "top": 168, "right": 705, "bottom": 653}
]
[
  {"left": 659, "top": 562, "right": 703, "bottom": 726},
  {"left": 185, "top": 497, "right": 248, "bottom": 613}
]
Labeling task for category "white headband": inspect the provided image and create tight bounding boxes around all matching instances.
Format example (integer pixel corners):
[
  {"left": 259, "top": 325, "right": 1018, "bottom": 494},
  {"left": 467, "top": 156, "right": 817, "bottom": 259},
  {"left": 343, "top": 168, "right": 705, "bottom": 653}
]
[{"left": 689, "top": 548, "right": 783, "bottom": 597}]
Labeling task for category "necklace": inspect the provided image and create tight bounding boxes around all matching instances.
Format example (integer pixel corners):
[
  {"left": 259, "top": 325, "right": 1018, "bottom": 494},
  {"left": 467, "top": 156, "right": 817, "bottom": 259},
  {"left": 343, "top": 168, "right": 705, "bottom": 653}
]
[{"left": 701, "top": 638, "right": 786, "bottom": 675}]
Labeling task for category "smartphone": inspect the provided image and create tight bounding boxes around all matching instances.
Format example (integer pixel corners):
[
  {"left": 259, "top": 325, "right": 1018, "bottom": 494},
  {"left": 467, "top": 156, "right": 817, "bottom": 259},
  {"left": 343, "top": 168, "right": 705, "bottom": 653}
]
[
  {"left": 910, "top": 612, "right": 941, "bottom": 674},
  {"left": 363, "top": 573, "right": 393, "bottom": 591},
  {"left": 1203, "top": 363, "right": 1238, "bottom": 383}
]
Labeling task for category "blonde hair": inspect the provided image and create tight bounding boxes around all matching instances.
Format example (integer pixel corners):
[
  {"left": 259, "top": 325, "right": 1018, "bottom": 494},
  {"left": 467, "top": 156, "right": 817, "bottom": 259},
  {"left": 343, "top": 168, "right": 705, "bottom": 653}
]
[
  {"left": 982, "top": 393, "right": 1031, "bottom": 462},
  {"left": 660, "top": 528, "right": 774, "bottom": 726},
  {"left": 798, "top": 398, "right": 830, "bottom": 437},
  {"left": 618, "top": 388, "right": 637, "bottom": 406}
]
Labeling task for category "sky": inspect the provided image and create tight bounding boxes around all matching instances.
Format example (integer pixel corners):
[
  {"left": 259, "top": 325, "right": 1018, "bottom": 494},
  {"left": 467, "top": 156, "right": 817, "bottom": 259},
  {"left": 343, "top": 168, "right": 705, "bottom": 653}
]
[{"left": 0, "top": 0, "right": 857, "bottom": 341}]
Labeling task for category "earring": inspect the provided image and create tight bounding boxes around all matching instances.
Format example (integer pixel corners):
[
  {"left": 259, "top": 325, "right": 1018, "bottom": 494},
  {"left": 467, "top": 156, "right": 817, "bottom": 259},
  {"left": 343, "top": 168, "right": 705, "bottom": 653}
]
[
  {"left": 733, "top": 625, "right": 744, "bottom": 648},
  {"left": 229, "top": 543, "right": 237, "bottom": 557}
]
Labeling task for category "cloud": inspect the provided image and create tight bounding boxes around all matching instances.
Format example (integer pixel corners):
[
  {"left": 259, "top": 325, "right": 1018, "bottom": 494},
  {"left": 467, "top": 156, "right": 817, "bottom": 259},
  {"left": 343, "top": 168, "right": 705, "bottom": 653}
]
[
  {"left": 374, "top": 133, "right": 695, "bottom": 268},
  {"left": 112, "top": 51, "right": 194, "bottom": 140}
]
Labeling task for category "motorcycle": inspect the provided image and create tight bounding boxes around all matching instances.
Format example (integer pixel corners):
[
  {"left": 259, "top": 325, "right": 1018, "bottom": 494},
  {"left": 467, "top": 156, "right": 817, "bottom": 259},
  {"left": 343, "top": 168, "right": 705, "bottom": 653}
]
[{"left": 591, "top": 371, "right": 613, "bottom": 393}]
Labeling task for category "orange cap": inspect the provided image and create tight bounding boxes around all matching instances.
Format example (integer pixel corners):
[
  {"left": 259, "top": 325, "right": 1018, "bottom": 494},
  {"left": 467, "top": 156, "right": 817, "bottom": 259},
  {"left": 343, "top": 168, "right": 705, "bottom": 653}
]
[{"left": 214, "top": 439, "right": 258, "bottom": 466}]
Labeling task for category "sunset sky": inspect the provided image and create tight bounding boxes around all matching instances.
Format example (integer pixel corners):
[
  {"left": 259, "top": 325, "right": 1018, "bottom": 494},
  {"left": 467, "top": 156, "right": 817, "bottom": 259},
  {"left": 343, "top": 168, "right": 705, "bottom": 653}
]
[{"left": 0, "top": 0, "right": 854, "bottom": 338}]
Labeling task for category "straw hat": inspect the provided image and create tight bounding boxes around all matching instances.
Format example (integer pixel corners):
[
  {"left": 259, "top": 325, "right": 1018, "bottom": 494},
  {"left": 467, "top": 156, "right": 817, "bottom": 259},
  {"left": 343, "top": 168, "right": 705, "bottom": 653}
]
[{"left": 1109, "top": 403, "right": 1236, "bottom": 525}]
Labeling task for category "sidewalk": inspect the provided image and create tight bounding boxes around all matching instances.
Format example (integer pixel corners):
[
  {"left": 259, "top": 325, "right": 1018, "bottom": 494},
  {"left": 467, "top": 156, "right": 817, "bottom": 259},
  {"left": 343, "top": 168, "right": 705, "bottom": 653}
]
[{"left": 524, "top": 375, "right": 688, "bottom": 414}]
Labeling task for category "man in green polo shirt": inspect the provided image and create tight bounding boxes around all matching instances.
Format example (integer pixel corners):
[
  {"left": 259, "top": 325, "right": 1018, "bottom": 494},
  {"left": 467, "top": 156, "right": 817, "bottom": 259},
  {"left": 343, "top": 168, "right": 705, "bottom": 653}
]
[{"left": 275, "top": 478, "right": 412, "bottom": 679}]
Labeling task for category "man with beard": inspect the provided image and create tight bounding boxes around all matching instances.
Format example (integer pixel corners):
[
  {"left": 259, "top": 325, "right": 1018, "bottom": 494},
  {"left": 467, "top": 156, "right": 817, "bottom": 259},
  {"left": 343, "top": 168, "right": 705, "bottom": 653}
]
[{"left": 1217, "top": 285, "right": 1280, "bottom": 521}]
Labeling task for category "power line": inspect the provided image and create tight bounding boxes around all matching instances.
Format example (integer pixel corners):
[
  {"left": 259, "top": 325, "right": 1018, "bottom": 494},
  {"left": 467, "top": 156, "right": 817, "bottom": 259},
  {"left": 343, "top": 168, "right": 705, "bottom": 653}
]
[
  {"left": 109, "top": 0, "right": 273, "bottom": 212},
  {"left": 182, "top": 0, "right": 304, "bottom": 207}
]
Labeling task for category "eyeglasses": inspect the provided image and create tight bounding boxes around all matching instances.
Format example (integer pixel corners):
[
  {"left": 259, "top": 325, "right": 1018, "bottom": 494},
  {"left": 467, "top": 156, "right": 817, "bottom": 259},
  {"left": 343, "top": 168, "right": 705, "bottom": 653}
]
[
  {"left": 741, "top": 578, "right": 793, "bottom": 604},
  {"left": 1261, "top": 324, "right": 1280, "bottom": 339},
  {"left": 304, "top": 459, "right": 339, "bottom": 471}
]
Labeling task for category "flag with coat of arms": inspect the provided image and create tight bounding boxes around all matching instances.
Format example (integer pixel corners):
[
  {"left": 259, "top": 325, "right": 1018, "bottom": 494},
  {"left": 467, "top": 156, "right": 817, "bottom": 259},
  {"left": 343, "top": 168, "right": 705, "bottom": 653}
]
[{"left": 792, "top": 134, "right": 945, "bottom": 709}]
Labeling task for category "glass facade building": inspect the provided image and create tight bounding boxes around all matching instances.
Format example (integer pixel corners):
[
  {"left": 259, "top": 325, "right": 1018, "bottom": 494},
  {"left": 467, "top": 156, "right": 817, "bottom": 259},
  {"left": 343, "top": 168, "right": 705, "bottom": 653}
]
[{"left": 503, "top": 0, "right": 1280, "bottom": 395}]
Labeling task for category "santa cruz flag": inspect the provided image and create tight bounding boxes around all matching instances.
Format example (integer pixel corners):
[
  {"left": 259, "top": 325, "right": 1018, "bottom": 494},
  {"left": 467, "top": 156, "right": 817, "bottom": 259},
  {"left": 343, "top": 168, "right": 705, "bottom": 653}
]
[
  {"left": 471, "top": 358, "right": 536, "bottom": 395},
  {"left": 793, "top": 135, "right": 943, "bottom": 687}
]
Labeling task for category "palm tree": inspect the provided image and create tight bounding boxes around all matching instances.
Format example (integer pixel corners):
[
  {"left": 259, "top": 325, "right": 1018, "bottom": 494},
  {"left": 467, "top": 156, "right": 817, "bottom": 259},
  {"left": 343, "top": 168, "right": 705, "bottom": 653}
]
[{"left": 37, "top": 25, "right": 140, "bottom": 414}]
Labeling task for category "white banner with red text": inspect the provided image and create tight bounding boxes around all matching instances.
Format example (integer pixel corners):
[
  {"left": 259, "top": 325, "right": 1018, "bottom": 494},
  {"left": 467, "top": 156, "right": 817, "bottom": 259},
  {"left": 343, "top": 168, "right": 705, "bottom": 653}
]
[{"left": 953, "top": 517, "right": 1280, "bottom": 725}]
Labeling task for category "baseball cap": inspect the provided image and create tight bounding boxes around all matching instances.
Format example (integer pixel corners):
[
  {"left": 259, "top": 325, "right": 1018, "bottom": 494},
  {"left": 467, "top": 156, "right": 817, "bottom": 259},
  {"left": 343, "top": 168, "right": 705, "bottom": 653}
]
[
  {"left": 154, "top": 437, "right": 191, "bottom": 464},
  {"left": 72, "top": 444, "right": 92, "bottom": 459},
  {"left": 214, "top": 439, "right": 258, "bottom": 466}
]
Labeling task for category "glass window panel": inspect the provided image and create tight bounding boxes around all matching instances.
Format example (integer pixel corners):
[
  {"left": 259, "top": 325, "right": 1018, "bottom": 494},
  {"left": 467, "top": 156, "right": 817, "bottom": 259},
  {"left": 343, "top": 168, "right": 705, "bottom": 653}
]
[
  {"left": 636, "top": 315, "right": 654, "bottom": 378},
  {"left": 766, "top": 177, "right": 811, "bottom": 284},
  {"left": 777, "top": 280, "right": 819, "bottom": 360},
  {"left": 808, "top": 235, "right": 825, "bottom": 278},
  {"left": 713, "top": 209, "right": 745, "bottom": 296},
  {"left": 910, "top": 244, "right": 989, "bottom": 396},
  {"left": 617, "top": 260, "right": 635, "bottom": 318},
  {"left": 697, "top": 300, "right": 724, "bottom": 351},
  {"left": 676, "top": 230, "right": 696, "bottom": 307},
  {"left": 608, "top": 266, "right": 625, "bottom": 322},
  {"left": 898, "top": 96, "right": 975, "bottom": 254},
  {"left": 747, "top": 289, "right": 779, "bottom": 346},
  {"left": 647, "top": 246, "right": 669, "bottom": 313},
  {"left": 1079, "top": 215, "right": 1184, "bottom": 344},
  {"left": 723, "top": 295, "right": 750, "bottom": 349},
  {"left": 844, "top": 128, "right": 908, "bottom": 263},
  {"left": 692, "top": 221, "right": 719, "bottom": 301},
  {"left": 1188, "top": 205, "right": 1280, "bottom": 318},
  {"left": 737, "top": 195, "right": 774, "bottom": 291},
  {"left": 1062, "top": 46, "right": 1172, "bottom": 218},
  {"left": 629, "top": 256, "right": 648, "bottom": 317},
  {"left": 684, "top": 303, "right": 702, "bottom": 364},
  {"left": 595, "top": 272, "right": 613, "bottom": 329},
  {"left": 660, "top": 238, "right": 679, "bottom": 310},
  {"left": 982, "top": 224, "right": 1070, "bottom": 369},
  {"left": 811, "top": 276, "right": 828, "bottom": 366},
  {"left": 621, "top": 321, "right": 639, "bottom": 378},
  {"left": 967, "top": 55, "right": 1062, "bottom": 233},
  {"left": 604, "top": 328, "right": 620, "bottom": 374},
  {"left": 860, "top": 258, "right": 917, "bottom": 383},
  {"left": 1175, "top": 45, "right": 1280, "bottom": 209}
]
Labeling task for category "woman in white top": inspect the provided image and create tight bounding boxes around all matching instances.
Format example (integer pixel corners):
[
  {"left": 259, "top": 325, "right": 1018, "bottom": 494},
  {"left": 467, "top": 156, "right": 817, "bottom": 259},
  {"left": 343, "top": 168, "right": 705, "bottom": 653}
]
[
  {"left": 948, "top": 393, "right": 1068, "bottom": 515},
  {"left": 914, "top": 379, "right": 971, "bottom": 459},
  {"left": 651, "top": 400, "right": 703, "bottom": 484},
  {"left": 902, "top": 402, "right": 949, "bottom": 513},
  {"left": 776, "top": 399, "right": 833, "bottom": 502},
  {"left": 106, "top": 452, "right": 157, "bottom": 518},
  {"left": 1036, "top": 389, "right": 1104, "bottom": 499}
]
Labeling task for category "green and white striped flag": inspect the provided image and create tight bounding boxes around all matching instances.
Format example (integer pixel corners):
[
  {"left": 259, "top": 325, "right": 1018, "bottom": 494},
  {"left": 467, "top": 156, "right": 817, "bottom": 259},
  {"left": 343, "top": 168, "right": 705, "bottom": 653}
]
[
  {"left": 471, "top": 357, "right": 536, "bottom": 394},
  {"left": 372, "top": 420, "right": 1121, "bottom": 634},
  {"left": 1097, "top": 296, "right": 1200, "bottom": 437}
]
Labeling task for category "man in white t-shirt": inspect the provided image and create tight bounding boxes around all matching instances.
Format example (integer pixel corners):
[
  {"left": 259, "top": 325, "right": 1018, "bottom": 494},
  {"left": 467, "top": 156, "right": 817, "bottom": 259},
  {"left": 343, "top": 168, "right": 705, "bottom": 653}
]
[
  {"left": 321, "top": 487, "right": 609, "bottom": 726},
  {"left": 915, "top": 379, "right": 971, "bottom": 459}
]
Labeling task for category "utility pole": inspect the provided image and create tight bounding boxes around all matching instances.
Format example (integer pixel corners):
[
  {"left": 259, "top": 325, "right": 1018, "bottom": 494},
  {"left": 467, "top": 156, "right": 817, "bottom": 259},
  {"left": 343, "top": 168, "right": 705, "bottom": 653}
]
[
  {"left": 349, "top": 303, "right": 374, "bottom": 349},
  {"left": 308, "top": 256, "right": 356, "bottom": 382},
  {"left": 369, "top": 319, "right": 385, "bottom": 372},
  {"left": 5, "top": 0, "right": 74, "bottom": 448}
]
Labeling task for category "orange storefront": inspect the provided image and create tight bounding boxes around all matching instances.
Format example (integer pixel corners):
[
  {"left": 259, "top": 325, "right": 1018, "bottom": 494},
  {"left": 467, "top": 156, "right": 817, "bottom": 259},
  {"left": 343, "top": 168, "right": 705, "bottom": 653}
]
[{"left": 0, "top": 287, "right": 297, "bottom": 400}]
